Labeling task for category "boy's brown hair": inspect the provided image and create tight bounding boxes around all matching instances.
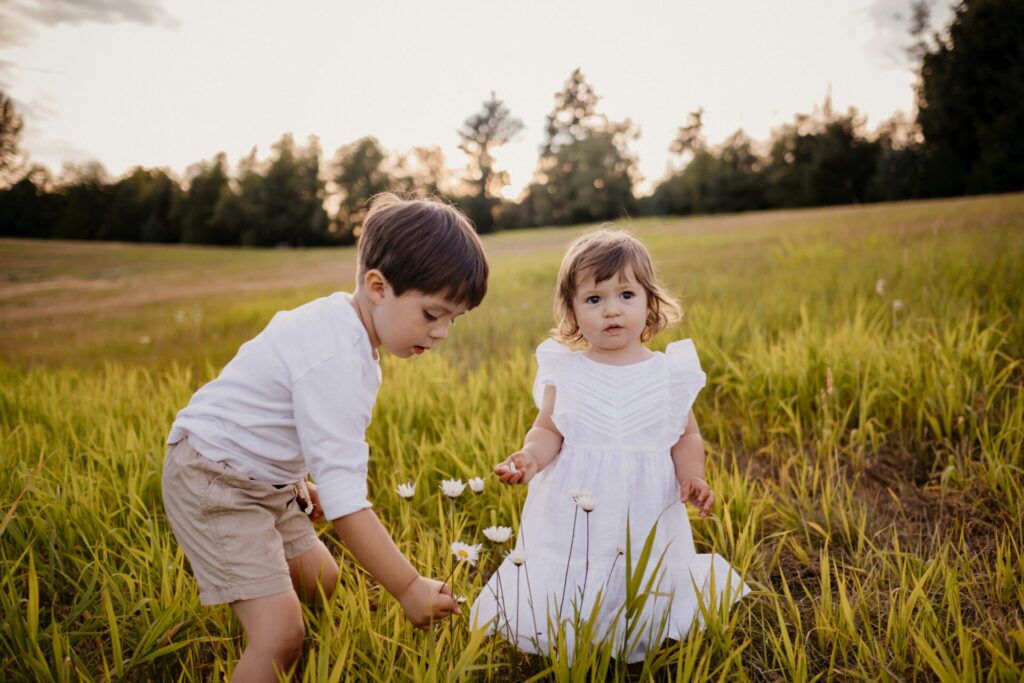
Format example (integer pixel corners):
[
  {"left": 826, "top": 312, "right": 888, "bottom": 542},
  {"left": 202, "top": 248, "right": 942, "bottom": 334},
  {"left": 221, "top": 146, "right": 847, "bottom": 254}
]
[
  {"left": 554, "top": 228, "right": 681, "bottom": 346},
  {"left": 358, "top": 193, "right": 489, "bottom": 309}
]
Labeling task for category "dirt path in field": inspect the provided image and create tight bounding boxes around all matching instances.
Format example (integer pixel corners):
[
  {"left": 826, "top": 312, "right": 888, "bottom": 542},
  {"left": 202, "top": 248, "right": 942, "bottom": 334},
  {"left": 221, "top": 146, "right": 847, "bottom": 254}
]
[
  {"left": 0, "top": 233, "right": 576, "bottom": 329},
  {"left": 0, "top": 239, "right": 360, "bottom": 328}
]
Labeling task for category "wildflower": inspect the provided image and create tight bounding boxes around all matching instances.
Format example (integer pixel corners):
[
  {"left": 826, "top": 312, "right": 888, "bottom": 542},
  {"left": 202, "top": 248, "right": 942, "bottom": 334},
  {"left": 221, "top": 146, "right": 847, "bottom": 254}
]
[
  {"left": 875, "top": 278, "right": 886, "bottom": 296},
  {"left": 450, "top": 541, "right": 482, "bottom": 566},
  {"left": 825, "top": 367, "right": 834, "bottom": 396},
  {"left": 483, "top": 525, "right": 513, "bottom": 543},
  {"left": 892, "top": 299, "right": 904, "bottom": 311},
  {"left": 439, "top": 479, "right": 467, "bottom": 498},
  {"left": 468, "top": 476, "right": 485, "bottom": 494},
  {"left": 576, "top": 494, "right": 597, "bottom": 512},
  {"left": 568, "top": 489, "right": 592, "bottom": 502},
  {"left": 507, "top": 549, "right": 527, "bottom": 566},
  {"left": 616, "top": 546, "right": 625, "bottom": 556},
  {"left": 453, "top": 594, "right": 467, "bottom": 604},
  {"left": 395, "top": 482, "right": 415, "bottom": 499}
]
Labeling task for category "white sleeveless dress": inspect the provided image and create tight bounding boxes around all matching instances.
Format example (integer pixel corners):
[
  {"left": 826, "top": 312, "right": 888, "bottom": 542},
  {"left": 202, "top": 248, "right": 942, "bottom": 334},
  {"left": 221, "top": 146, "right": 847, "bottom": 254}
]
[{"left": 471, "top": 338, "right": 750, "bottom": 662}]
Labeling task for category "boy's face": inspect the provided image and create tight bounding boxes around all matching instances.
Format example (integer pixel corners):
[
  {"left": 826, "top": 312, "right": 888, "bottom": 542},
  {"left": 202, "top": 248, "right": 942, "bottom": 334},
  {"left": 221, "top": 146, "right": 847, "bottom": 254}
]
[
  {"left": 370, "top": 283, "right": 468, "bottom": 358},
  {"left": 571, "top": 267, "right": 649, "bottom": 352}
]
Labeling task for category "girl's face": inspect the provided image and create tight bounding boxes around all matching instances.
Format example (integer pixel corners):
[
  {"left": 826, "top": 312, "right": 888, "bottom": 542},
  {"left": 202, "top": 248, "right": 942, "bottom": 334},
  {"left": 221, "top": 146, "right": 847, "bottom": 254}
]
[{"left": 571, "top": 267, "right": 649, "bottom": 353}]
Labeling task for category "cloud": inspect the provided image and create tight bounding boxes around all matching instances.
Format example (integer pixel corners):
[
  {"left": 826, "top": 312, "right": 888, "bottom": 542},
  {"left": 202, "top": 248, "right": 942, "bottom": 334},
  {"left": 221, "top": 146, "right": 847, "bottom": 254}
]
[{"left": 0, "top": 0, "right": 177, "bottom": 48}]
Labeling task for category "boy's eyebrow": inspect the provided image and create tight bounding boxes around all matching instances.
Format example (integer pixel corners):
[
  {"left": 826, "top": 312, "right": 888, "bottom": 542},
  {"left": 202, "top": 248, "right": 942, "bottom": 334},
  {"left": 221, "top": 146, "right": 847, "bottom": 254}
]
[{"left": 426, "top": 302, "right": 456, "bottom": 315}]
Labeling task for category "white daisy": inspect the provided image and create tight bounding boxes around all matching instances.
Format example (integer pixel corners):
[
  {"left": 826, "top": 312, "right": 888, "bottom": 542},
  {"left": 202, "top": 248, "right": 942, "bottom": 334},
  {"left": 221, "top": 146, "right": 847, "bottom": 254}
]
[
  {"left": 395, "top": 482, "right": 415, "bottom": 499},
  {"left": 576, "top": 494, "right": 597, "bottom": 512},
  {"left": 468, "top": 477, "right": 485, "bottom": 494},
  {"left": 569, "top": 489, "right": 593, "bottom": 502},
  {"left": 482, "top": 525, "right": 513, "bottom": 543},
  {"left": 450, "top": 541, "right": 482, "bottom": 566},
  {"left": 507, "top": 549, "right": 527, "bottom": 566},
  {"left": 439, "top": 479, "right": 467, "bottom": 498}
]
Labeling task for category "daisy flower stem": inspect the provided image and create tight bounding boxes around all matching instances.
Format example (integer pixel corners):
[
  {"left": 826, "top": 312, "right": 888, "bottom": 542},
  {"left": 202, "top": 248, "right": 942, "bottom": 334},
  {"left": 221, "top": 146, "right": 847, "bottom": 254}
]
[
  {"left": 557, "top": 506, "right": 579, "bottom": 621},
  {"left": 602, "top": 554, "right": 619, "bottom": 594},
  {"left": 581, "top": 513, "right": 591, "bottom": 603},
  {"left": 440, "top": 563, "right": 457, "bottom": 592},
  {"left": 515, "top": 565, "right": 521, "bottom": 647},
  {"left": 522, "top": 559, "right": 540, "bottom": 649}
]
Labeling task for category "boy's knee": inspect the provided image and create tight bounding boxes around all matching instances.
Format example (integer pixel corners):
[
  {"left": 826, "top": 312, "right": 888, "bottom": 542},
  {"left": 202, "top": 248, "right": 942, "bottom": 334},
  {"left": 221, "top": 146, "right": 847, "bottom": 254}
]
[
  {"left": 262, "top": 619, "right": 305, "bottom": 662},
  {"left": 280, "top": 622, "right": 305, "bottom": 662},
  {"left": 320, "top": 563, "right": 340, "bottom": 599}
]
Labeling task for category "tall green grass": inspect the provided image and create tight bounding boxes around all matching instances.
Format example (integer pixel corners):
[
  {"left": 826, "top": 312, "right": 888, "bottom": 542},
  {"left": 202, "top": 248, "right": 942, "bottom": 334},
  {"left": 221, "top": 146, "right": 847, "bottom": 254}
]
[{"left": 2, "top": 194, "right": 1022, "bottom": 680}]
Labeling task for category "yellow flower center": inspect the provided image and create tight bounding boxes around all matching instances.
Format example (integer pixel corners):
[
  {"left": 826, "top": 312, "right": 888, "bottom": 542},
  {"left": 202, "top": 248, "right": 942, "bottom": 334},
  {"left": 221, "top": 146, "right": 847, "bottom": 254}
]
[{"left": 458, "top": 549, "right": 469, "bottom": 558}]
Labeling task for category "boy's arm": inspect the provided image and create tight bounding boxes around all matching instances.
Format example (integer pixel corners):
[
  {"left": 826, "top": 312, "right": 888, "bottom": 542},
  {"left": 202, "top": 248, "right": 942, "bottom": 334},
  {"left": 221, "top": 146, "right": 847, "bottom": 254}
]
[
  {"left": 671, "top": 410, "right": 714, "bottom": 517},
  {"left": 331, "top": 509, "right": 460, "bottom": 626},
  {"left": 495, "top": 384, "right": 563, "bottom": 484}
]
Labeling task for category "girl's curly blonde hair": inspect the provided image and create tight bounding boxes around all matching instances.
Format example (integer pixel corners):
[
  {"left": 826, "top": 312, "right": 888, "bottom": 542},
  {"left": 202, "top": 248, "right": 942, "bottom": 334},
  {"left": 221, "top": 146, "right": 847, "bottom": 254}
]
[{"left": 553, "top": 228, "right": 682, "bottom": 346}]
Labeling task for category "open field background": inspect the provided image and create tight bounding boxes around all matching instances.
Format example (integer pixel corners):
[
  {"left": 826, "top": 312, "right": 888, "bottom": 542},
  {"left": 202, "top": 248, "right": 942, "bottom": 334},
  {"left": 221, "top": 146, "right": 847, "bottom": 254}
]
[{"left": 1, "top": 194, "right": 1023, "bottom": 680}]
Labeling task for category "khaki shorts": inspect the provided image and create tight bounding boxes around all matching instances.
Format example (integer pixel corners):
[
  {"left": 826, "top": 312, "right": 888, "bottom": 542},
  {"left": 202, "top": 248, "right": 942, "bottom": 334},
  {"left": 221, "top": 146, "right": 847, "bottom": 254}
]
[{"left": 162, "top": 438, "right": 320, "bottom": 605}]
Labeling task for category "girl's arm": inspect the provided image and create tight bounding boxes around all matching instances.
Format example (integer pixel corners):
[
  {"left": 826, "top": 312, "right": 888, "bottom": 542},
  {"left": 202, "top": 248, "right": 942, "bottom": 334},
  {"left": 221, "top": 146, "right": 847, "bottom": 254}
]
[
  {"left": 670, "top": 410, "right": 714, "bottom": 517},
  {"left": 495, "top": 384, "right": 563, "bottom": 484}
]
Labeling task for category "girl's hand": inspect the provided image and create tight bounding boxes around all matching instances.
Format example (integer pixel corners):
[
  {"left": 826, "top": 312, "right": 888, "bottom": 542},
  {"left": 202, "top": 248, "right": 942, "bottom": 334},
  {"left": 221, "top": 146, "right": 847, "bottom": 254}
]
[
  {"left": 302, "top": 481, "right": 325, "bottom": 522},
  {"left": 680, "top": 476, "right": 714, "bottom": 518},
  {"left": 494, "top": 451, "right": 538, "bottom": 485}
]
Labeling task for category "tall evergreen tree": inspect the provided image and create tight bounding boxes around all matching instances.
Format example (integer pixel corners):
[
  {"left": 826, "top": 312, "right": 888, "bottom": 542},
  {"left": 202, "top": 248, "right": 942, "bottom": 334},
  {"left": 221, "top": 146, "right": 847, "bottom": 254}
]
[
  {"left": 527, "top": 69, "right": 638, "bottom": 226},
  {"left": 0, "top": 91, "right": 25, "bottom": 188},
  {"left": 457, "top": 92, "right": 523, "bottom": 232}
]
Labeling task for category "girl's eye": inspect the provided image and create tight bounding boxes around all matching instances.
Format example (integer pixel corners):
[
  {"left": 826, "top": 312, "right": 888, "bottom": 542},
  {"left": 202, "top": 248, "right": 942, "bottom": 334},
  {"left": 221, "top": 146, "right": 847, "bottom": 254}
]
[
  {"left": 423, "top": 311, "right": 438, "bottom": 322},
  {"left": 621, "top": 291, "right": 634, "bottom": 300},
  {"left": 586, "top": 295, "right": 600, "bottom": 305}
]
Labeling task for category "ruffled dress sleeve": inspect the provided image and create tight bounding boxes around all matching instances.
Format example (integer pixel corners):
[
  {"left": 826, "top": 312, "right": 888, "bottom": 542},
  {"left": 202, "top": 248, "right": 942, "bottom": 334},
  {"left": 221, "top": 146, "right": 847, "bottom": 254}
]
[
  {"left": 532, "top": 338, "right": 572, "bottom": 409},
  {"left": 665, "top": 339, "right": 708, "bottom": 440}
]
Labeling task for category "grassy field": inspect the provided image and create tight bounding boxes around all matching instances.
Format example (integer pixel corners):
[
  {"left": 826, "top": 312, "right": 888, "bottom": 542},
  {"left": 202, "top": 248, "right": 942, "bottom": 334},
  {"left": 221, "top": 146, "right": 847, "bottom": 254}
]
[{"left": 1, "top": 194, "right": 1022, "bottom": 681}]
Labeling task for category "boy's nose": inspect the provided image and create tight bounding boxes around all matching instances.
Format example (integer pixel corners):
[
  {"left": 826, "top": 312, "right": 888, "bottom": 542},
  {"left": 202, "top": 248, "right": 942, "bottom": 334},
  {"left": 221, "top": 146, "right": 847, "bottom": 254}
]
[{"left": 430, "top": 324, "right": 449, "bottom": 340}]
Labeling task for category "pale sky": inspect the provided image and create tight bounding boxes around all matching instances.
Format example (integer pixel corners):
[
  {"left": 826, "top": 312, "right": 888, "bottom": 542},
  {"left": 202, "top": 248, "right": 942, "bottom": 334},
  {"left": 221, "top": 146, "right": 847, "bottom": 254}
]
[{"left": 1, "top": 0, "right": 952, "bottom": 198}]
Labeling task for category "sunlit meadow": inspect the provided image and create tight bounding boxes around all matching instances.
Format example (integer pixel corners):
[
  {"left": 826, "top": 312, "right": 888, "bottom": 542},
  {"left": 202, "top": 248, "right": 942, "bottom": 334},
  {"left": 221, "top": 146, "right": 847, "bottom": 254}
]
[{"left": 2, "top": 194, "right": 1022, "bottom": 680}]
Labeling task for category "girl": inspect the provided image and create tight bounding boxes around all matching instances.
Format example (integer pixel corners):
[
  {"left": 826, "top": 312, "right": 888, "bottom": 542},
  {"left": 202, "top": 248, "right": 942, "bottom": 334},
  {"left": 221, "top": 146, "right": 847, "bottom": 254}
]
[{"left": 471, "top": 229, "right": 748, "bottom": 662}]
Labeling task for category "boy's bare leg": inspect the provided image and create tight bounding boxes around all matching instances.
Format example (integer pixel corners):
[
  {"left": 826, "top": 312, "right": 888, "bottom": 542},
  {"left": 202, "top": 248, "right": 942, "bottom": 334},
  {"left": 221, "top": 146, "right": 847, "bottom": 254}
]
[
  {"left": 287, "top": 539, "right": 340, "bottom": 603},
  {"left": 230, "top": 591, "right": 304, "bottom": 683}
]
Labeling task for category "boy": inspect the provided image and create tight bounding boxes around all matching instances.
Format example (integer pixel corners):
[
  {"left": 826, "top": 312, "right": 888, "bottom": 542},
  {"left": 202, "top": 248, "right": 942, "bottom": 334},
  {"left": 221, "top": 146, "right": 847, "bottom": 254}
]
[{"left": 162, "top": 193, "right": 488, "bottom": 681}]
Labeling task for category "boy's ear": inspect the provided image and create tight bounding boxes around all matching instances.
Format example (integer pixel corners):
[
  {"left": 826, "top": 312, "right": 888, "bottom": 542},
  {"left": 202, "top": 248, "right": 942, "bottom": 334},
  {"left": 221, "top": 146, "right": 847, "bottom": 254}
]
[{"left": 362, "top": 269, "right": 390, "bottom": 304}]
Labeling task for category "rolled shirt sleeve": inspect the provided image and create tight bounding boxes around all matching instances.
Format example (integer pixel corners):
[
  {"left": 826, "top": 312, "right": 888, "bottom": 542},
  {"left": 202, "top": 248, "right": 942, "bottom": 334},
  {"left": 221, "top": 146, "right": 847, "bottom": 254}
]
[{"left": 292, "top": 351, "right": 378, "bottom": 520}]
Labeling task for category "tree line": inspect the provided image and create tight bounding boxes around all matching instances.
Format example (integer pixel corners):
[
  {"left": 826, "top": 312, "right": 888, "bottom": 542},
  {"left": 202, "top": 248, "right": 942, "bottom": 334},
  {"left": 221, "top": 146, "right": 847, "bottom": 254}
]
[{"left": 1, "top": 0, "right": 1021, "bottom": 245}]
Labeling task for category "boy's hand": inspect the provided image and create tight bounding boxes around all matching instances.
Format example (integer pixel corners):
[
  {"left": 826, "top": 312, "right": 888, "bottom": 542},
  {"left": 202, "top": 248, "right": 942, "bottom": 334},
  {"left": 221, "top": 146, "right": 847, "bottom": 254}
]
[
  {"left": 494, "top": 451, "right": 538, "bottom": 485},
  {"left": 398, "top": 576, "right": 461, "bottom": 628},
  {"left": 680, "top": 476, "right": 714, "bottom": 518},
  {"left": 302, "top": 481, "right": 325, "bottom": 522}
]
